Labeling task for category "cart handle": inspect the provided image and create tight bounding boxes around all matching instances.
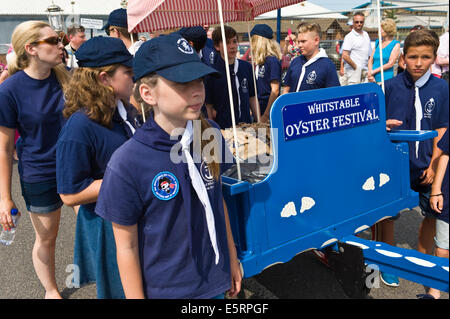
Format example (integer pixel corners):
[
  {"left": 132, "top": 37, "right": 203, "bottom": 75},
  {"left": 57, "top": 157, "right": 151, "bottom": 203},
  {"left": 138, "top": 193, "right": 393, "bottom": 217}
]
[{"left": 387, "top": 130, "right": 437, "bottom": 142}]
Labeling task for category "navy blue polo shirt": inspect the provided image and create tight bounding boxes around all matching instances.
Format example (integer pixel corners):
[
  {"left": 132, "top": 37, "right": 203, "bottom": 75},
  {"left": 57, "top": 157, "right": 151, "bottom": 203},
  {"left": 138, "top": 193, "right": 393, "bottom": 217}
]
[
  {"left": 256, "top": 56, "right": 281, "bottom": 115},
  {"left": 95, "top": 114, "right": 234, "bottom": 299},
  {"left": 205, "top": 55, "right": 255, "bottom": 129},
  {"left": 284, "top": 55, "right": 340, "bottom": 92},
  {"left": 0, "top": 70, "right": 65, "bottom": 183},
  {"left": 385, "top": 71, "right": 449, "bottom": 191},
  {"left": 201, "top": 45, "right": 216, "bottom": 67},
  {"left": 437, "top": 129, "right": 448, "bottom": 222},
  {"left": 56, "top": 108, "right": 132, "bottom": 212}
]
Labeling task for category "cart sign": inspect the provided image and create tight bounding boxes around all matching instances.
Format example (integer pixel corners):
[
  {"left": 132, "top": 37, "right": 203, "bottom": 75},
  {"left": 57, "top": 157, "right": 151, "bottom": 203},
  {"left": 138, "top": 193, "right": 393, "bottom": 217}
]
[
  {"left": 282, "top": 92, "right": 380, "bottom": 141},
  {"left": 80, "top": 18, "right": 103, "bottom": 30}
]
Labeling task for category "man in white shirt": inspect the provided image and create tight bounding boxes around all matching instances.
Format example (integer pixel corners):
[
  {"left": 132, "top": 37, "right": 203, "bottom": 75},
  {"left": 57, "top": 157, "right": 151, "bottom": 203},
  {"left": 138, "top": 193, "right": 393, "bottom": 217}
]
[
  {"left": 341, "top": 12, "right": 372, "bottom": 85},
  {"left": 65, "top": 24, "right": 87, "bottom": 69}
]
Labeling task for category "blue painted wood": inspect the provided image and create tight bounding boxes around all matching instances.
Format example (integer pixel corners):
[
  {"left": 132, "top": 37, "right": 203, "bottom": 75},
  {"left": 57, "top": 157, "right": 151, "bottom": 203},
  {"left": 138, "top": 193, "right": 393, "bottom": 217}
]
[
  {"left": 342, "top": 235, "right": 449, "bottom": 292},
  {"left": 222, "top": 83, "right": 447, "bottom": 291}
]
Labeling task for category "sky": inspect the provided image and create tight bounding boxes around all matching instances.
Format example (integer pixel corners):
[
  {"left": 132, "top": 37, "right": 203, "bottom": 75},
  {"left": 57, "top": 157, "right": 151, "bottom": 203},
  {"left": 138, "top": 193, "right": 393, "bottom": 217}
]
[{"left": 309, "top": 0, "right": 369, "bottom": 11}]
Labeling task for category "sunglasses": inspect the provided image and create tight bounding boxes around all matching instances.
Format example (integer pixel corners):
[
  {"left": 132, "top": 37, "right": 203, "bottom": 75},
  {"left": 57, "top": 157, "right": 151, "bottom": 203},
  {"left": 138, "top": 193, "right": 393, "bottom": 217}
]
[
  {"left": 354, "top": 21, "right": 364, "bottom": 24},
  {"left": 31, "top": 36, "right": 63, "bottom": 46}
]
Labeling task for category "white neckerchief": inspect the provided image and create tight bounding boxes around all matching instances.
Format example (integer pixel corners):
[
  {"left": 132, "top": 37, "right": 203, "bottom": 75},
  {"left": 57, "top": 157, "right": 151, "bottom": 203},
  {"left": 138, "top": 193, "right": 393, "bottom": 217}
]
[
  {"left": 231, "top": 58, "right": 241, "bottom": 119},
  {"left": 117, "top": 100, "right": 136, "bottom": 135},
  {"left": 180, "top": 120, "right": 219, "bottom": 264},
  {"left": 414, "top": 70, "right": 431, "bottom": 158},
  {"left": 295, "top": 48, "right": 328, "bottom": 92}
]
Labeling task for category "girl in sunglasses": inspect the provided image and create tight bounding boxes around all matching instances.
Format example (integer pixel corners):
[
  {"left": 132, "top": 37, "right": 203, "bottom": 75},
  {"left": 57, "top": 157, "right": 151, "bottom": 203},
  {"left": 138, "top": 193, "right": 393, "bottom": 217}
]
[{"left": 0, "top": 21, "right": 70, "bottom": 299}]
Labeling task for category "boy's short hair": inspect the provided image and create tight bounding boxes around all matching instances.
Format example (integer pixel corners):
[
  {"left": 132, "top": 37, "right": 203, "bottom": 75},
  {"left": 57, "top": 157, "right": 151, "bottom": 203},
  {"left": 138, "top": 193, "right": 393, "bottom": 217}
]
[
  {"left": 212, "top": 26, "right": 237, "bottom": 47},
  {"left": 404, "top": 29, "right": 439, "bottom": 56},
  {"left": 297, "top": 23, "right": 321, "bottom": 39},
  {"left": 67, "top": 24, "right": 85, "bottom": 37}
]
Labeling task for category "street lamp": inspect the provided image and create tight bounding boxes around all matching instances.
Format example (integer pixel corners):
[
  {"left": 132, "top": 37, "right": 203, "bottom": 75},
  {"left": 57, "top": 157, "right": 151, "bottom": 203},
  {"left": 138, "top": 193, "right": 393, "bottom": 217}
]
[{"left": 46, "top": 1, "right": 64, "bottom": 32}]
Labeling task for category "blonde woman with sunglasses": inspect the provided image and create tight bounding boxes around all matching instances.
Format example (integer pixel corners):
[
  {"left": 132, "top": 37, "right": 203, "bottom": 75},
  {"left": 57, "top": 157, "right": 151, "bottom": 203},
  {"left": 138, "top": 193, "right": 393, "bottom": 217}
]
[{"left": 0, "top": 21, "right": 70, "bottom": 299}]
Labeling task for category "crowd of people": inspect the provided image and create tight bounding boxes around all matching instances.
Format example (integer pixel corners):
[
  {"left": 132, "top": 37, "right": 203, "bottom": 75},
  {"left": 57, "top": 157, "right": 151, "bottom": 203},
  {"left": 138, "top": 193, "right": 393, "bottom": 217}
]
[{"left": 0, "top": 7, "right": 448, "bottom": 300}]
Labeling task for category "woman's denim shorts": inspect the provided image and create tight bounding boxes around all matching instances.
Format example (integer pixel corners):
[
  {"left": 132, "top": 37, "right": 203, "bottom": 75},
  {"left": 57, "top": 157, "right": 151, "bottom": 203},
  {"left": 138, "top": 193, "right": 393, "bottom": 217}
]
[{"left": 20, "top": 179, "right": 63, "bottom": 214}]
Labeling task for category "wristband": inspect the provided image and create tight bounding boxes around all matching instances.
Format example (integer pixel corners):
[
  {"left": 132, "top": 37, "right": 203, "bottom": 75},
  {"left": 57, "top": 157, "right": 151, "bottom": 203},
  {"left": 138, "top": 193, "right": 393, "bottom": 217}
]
[{"left": 430, "top": 193, "right": 443, "bottom": 197}]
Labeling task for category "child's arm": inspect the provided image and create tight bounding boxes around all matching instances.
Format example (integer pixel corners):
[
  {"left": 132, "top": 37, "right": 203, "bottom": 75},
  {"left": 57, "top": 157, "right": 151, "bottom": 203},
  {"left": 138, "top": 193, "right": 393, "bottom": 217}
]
[
  {"left": 59, "top": 179, "right": 102, "bottom": 207},
  {"left": 261, "top": 80, "right": 280, "bottom": 123},
  {"left": 223, "top": 198, "right": 242, "bottom": 298},
  {"left": 430, "top": 153, "right": 449, "bottom": 213},
  {"left": 112, "top": 222, "right": 145, "bottom": 299},
  {"left": 420, "top": 127, "right": 447, "bottom": 185},
  {"left": 249, "top": 96, "right": 258, "bottom": 122}
]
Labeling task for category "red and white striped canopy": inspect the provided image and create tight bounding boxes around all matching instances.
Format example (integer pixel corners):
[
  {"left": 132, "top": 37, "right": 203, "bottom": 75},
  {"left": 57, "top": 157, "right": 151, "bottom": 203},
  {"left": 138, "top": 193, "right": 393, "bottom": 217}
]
[{"left": 127, "top": 0, "right": 304, "bottom": 33}]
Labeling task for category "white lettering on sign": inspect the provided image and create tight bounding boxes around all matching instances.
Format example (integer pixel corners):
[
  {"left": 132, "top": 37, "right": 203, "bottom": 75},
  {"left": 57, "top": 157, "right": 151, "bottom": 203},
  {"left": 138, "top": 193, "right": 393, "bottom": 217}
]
[
  {"left": 284, "top": 95, "right": 379, "bottom": 140},
  {"left": 306, "top": 97, "right": 360, "bottom": 115}
]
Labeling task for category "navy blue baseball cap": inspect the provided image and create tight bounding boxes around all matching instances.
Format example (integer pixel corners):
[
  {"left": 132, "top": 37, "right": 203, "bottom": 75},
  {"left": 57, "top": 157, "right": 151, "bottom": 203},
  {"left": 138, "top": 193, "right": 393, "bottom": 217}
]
[
  {"left": 75, "top": 37, "right": 133, "bottom": 68},
  {"left": 133, "top": 33, "right": 219, "bottom": 83},
  {"left": 102, "top": 8, "right": 128, "bottom": 31},
  {"left": 177, "top": 26, "right": 207, "bottom": 47},
  {"left": 250, "top": 24, "right": 274, "bottom": 39}
]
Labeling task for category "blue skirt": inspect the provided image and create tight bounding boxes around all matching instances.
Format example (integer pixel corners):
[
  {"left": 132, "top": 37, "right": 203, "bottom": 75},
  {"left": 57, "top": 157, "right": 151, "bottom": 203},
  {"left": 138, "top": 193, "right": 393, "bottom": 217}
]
[{"left": 73, "top": 205, "right": 125, "bottom": 299}]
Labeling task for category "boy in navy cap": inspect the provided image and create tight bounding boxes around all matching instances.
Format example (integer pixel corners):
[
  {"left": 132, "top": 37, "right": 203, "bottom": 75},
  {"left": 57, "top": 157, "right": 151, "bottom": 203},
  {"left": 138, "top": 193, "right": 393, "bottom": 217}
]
[
  {"left": 379, "top": 29, "right": 449, "bottom": 288},
  {"left": 283, "top": 23, "right": 340, "bottom": 93},
  {"left": 103, "top": 8, "right": 143, "bottom": 55},
  {"left": 204, "top": 26, "right": 257, "bottom": 129},
  {"left": 95, "top": 34, "right": 242, "bottom": 299},
  {"left": 178, "top": 26, "right": 215, "bottom": 66},
  {"left": 56, "top": 36, "right": 137, "bottom": 299}
]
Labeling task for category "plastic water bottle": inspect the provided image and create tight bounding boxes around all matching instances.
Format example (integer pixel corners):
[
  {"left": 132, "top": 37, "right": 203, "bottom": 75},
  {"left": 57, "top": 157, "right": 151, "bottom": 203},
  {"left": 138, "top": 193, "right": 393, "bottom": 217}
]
[{"left": 0, "top": 209, "right": 20, "bottom": 246}]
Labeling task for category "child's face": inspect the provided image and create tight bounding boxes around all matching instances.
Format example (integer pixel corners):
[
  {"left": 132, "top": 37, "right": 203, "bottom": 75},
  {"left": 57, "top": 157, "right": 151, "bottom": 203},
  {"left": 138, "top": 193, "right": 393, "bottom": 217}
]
[
  {"left": 215, "top": 36, "right": 238, "bottom": 62},
  {"left": 297, "top": 31, "right": 319, "bottom": 60},
  {"left": 144, "top": 76, "right": 205, "bottom": 129},
  {"left": 109, "top": 65, "right": 135, "bottom": 101},
  {"left": 404, "top": 45, "right": 436, "bottom": 82}
]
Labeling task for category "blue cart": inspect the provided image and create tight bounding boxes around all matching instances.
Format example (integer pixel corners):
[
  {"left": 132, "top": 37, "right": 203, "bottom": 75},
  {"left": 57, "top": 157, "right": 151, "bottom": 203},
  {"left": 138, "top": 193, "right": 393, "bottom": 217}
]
[{"left": 222, "top": 83, "right": 449, "bottom": 297}]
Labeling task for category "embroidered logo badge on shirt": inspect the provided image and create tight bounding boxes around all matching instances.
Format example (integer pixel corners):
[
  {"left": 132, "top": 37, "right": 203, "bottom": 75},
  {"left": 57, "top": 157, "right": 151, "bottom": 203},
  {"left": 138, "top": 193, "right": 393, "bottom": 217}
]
[
  {"left": 177, "top": 38, "right": 194, "bottom": 55},
  {"left": 152, "top": 171, "right": 179, "bottom": 200},
  {"left": 258, "top": 65, "right": 265, "bottom": 78},
  {"left": 241, "top": 78, "right": 249, "bottom": 93},
  {"left": 200, "top": 161, "right": 215, "bottom": 191},
  {"left": 424, "top": 98, "right": 435, "bottom": 119},
  {"left": 306, "top": 70, "right": 317, "bottom": 85}
]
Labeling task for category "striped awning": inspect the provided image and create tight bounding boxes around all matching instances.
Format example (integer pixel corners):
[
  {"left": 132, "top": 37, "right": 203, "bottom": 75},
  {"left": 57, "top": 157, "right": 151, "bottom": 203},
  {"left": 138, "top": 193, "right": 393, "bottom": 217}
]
[{"left": 127, "top": 0, "right": 305, "bottom": 33}]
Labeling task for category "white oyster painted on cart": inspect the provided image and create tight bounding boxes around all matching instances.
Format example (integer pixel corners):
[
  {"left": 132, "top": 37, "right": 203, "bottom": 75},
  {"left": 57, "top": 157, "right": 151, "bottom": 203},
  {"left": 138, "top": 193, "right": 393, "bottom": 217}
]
[
  {"left": 281, "top": 202, "right": 297, "bottom": 218},
  {"left": 379, "top": 173, "right": 390, "bottom": 187},
  {"left": 362, "top": 176, "right": 375, "bottom": 191},
  {"left": 300, "top": 197, "right": 315, "bottom": 213}
]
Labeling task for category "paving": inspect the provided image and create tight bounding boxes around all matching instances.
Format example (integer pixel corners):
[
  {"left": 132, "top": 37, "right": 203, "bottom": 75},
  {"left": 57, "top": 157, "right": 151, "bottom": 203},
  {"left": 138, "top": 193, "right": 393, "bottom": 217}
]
[{"left": 0, "top": 163, "right": 448, "bottom": 300}]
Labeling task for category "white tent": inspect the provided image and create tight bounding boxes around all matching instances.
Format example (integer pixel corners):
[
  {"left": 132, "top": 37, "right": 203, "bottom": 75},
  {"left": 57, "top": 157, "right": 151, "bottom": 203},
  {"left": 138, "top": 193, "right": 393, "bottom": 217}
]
[{"left": 255, "top": 1, "right": 348, "bottom": 20}]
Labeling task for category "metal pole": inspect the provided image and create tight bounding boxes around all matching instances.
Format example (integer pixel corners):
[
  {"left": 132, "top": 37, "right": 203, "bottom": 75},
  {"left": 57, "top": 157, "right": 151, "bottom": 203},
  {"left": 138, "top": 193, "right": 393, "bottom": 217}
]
[
  {"left": 248, "top": 23, "right": 261, "bottom": 123},
  {"left": 277, "top": 9, "right": 281, "bottom": 43},
  {"left": 217, "top": 0, "right": 242, "bottom": 180},
  {"left": 376, "top": 0, "right": 385, "bottom": 92}
]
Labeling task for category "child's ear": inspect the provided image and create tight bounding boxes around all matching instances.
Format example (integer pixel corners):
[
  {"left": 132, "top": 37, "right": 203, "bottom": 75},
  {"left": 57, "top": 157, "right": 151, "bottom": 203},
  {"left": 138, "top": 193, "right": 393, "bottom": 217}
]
[
  {"left": 98, "top": 71, "right": 111, "bottom": 86},
  {"left": 139, "top": 83, "right": 157, "bottom": 106}
]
